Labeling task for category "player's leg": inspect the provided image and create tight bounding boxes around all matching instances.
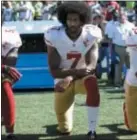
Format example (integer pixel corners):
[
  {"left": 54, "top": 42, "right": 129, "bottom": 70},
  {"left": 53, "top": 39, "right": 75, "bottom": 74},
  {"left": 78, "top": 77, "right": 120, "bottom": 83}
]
[
  {"left": 124, "top": 83, "right": 137, "bottom": 132},
  {"left": 125, "top": 50, "right": 130, "bottom": 69},
  {"left": 1, "top": 79, "right": 17, "bottom": 140},
  {"left": 2, "top": 35, "right": 19, "bottom": 140},
  {"left": 54, "top": 83, "right": 75, "bottom": 134},
  {"left": 114, "top": 46, "right": 125, "bottom": 86},
  {"left": 75, "top": 75, "right": 100, "bottom": 139}
]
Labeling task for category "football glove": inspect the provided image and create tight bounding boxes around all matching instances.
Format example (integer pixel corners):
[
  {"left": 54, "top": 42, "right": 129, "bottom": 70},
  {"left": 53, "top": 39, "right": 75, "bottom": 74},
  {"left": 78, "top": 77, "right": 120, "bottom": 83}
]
[{"left": 2, "top": 65, "right": 22, "bottom": 81}]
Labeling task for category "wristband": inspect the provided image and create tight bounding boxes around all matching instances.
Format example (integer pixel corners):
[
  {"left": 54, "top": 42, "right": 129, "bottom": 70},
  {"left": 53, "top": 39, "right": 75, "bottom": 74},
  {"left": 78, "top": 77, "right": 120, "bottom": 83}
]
[{"left": 2, "top": 65, "right": 10, "bottom": 73}]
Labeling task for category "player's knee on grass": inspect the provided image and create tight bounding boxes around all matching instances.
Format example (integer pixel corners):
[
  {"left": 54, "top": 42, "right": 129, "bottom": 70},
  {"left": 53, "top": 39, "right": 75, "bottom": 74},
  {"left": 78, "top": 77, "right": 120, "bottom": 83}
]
[
  {"left": 123, "top": 102, "right": 137, "bottom": 132},
  {"left": 84, "top": 75, "right": 100, "bottom": 107},
  {"left": 124, "top": 84, "right": 137, "bottom": 132},
  {"left": 56, "top": 109, "right": 73, "bottom": 133},
  {"left": 57, "top": 123, "right": 72, "bottom": 134},
  {"left": 54, "top": 91, "right": 74, "bottom": 133},
  {"left": 124, "top": 104, "right": 137, "bottom": 132},
  {"left": 123, "top": 103, "right": 130, "bottom": 129}
]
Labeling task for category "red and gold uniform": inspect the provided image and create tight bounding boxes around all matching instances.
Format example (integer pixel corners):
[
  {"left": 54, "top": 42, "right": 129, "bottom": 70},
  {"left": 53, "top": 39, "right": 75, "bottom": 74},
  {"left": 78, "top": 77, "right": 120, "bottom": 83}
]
[
  {"left": 2, "top": 26, "right": 22, "bottom": 134},
  {"left": 44, "top": 24, "right": 102, "bottom": 133},
  {"left": 124, "top": 27, "right": 137, "bottom": 132}
]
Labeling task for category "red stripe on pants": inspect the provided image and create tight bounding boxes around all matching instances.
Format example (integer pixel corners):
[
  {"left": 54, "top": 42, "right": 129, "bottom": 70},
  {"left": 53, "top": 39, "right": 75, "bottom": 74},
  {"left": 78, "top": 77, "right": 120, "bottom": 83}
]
[
  {"left": 1, "top": 81, "right": 15, "bottom": 133},
  {"left": 123, "top": 102, "right": 130, "bottom": 129}
]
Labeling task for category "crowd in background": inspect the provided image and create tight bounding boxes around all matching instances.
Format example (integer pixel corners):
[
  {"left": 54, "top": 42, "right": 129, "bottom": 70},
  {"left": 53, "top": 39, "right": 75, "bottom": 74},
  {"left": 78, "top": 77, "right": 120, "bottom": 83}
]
[
  {"left": 2, "top": 0, "right": 137, "bottom": 88},
  {"left": 89, "top": 1, "right": 137, "bottom": 87},
  {"left": 2, "top": 1, "right": 137, "bottom": 23},
  {"left": 2, "top": 1, "right": 62, "bottom": 21}
]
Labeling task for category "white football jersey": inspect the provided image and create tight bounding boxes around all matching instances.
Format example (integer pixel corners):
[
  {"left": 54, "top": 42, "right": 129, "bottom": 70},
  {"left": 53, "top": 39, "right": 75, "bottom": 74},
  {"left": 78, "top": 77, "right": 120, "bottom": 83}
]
[
  {"left": 125, "top": 27, "right": 137, "bottom": 86},
  {"left": 2, "top": 26, "right": 22, "bottom": 57},
  {"left": 44, "top": 24, "right": 102, "bottom": 70}
]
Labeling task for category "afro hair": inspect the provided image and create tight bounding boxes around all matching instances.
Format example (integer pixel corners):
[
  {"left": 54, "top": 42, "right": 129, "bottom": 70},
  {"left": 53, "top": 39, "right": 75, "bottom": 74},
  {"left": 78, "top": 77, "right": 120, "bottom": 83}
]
[{"left": 57, "top": 1, "right": 91, "bottom": 26}]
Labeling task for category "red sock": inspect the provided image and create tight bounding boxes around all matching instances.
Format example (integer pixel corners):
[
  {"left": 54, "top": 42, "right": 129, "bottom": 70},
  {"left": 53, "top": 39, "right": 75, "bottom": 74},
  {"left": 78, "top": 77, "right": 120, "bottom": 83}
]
[
  {"left": 84, "top": 76, "right": 100, "bottom": 107},
  {"left": 2, "top": 81, "right": 15, "bottom": 133}
]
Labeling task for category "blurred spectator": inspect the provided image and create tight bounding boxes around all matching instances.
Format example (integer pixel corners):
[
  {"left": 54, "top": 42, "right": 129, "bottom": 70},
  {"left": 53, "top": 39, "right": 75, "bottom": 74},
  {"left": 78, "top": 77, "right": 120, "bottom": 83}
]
[
  {"left": 135, "top": 2, "right": 137, "bottom": 14},
  {"left": 2, "top": 1, "right": 13, "bottom": 21},
  {"left": 105, "top": 9, "right": 119, "bottom": 85},
  {"left": 41, "top": 1, "right": 54, "bottom": 20},
  {"left": 109, "top": 10, "right": 135, "bottom": 87},
  {"left": 2, "top": 1, "right": 136, "bottom": 23},
  {"left": 105, "top": 8, "right": 119, "bottom": 39},
  {"left": 11, "top": 1, "right": 20, "bottom": 21},
  {"left": 91, "top": 9, "right": 102, "bottom": 25},
  {"left": 126, "top": 1, "right": 135, "bottom": 10},
  {"left": 15, "top": 1, "right": 34, "bottom": 21},
  {"left": 105, "top": 1, "right": 120, "bottom": 21},
  {"left": 134, "top": 2, "right": 137, "bottom": 25},
  {"left": 91, "top": 9, "right": 105, "bottom": 42},
  {"left": 92, "top": 9, "right": 108, "bottom": 79},
  {"left": 33, "top": 1, "right": 43, "bottom": 20},
  {"left": 49, "top": 1, "right": 63, "bottom": 20},
  {"left": 125, "top": 2, "right": 136, "bottom": 23},
  {"left": 89, "top": 0, "right": 102, "bottom": 13},
  {"left": 117, "top": 1, "right": 126, "bottom": 7},
  {"left": 85, "top": 0, "right": 97, "bottom": 7}
]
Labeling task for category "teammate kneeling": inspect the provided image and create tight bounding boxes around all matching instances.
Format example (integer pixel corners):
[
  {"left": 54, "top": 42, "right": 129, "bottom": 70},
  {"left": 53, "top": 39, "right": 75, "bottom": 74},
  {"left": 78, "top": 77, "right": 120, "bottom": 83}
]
[
  {"left": 2, "top": 24, "right": 22, "bottom": 140},
  {"left": 44, "top": 2, "right": 102, "bottom": 140},
  {"left": 124, "top": 27, "right": 137, "bottom": 132}
]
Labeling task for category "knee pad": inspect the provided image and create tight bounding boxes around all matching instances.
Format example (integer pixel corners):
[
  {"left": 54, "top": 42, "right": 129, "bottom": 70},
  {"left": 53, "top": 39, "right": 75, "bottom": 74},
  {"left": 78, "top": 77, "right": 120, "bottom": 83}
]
[{"left": 84, "top": 76, "right": 100, "bottom": 107}]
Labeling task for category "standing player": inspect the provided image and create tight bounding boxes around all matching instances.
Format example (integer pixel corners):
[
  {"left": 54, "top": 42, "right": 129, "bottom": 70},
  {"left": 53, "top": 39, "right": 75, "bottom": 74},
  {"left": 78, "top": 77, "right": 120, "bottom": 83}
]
[
  {"left": 123, "top": 27, "right": 137, "bottom": 132},
  {"left": 44, "top": 2, "right": 102, "bottom": 140},
  {"left": 2, "top": 23, "right": 22, "bottom": 139}
]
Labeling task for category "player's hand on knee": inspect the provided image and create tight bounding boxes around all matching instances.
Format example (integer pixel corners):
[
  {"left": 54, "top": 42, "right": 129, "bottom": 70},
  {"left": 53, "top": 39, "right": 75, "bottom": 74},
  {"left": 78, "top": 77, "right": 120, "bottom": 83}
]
[
  {"left": 75, "top": 68, "right": 94, "bottom": 78},
  {"left": 9, "top": 67, "right": 22, "bottom": 81},
  {"left": 3, "top": 65, "right": 22, "bottom": 81},
  {"left": 55, "top": 76, "right": 73, "bottom": 92}
]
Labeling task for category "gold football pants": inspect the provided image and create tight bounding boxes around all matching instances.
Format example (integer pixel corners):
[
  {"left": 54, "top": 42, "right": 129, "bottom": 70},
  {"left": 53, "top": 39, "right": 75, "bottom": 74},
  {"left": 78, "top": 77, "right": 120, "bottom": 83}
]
[
  {"left": 124, "top": 83, "right": 137, "bottom": 132},
  {"left": 54, "top": 75, "right": 99, "bottom": 133}
]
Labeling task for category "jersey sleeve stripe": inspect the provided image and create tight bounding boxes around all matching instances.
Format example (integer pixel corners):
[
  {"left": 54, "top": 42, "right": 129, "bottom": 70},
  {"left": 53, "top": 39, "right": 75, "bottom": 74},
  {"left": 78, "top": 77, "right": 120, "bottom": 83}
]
[{"left": 45, "top": 38, "right": 54, "bottom": 47}]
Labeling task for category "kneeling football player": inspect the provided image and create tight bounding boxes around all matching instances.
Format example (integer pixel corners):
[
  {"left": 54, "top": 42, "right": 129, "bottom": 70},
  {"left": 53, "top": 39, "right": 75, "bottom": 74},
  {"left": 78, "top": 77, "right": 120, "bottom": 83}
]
[
  {"left": 44, "top": 2, "right": 102, "bottom": 140},
  {"left": 2, "top": 24, "right": 22, "bottom": 140},
  {"left": 123, "top": 27, "right": 137, "bottom": 132}
]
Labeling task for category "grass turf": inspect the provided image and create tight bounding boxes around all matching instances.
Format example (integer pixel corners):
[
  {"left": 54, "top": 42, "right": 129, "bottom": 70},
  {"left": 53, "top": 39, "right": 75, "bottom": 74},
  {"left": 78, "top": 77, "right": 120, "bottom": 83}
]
[{"left": 2, "top": 80, "right": 137, "bottom": 140}]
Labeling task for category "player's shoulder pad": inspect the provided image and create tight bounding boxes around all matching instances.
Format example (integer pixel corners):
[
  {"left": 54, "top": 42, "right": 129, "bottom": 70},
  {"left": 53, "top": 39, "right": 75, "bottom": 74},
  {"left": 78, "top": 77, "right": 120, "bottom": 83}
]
[
  {"left": 46, "top": 25, "right": 63, "bottom": 34},
  {"left": 45, "top": 25, "right": 63, "bottom": 39},
  {"left": 44, "top": 25, "right": 63, "bottom": 47},
  {"left": 84, "top": 24, "right": 102, "bottom": 40}
]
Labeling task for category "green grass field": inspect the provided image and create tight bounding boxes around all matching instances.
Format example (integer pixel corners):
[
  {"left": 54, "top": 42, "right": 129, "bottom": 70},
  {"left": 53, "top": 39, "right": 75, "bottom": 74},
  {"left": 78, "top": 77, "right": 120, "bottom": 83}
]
[{"left": 2, "top": 80, "right": 137, "bottom": 140}]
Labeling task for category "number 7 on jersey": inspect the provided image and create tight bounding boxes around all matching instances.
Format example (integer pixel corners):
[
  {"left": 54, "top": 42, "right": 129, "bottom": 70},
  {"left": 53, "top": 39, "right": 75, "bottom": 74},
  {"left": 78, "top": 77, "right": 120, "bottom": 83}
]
[{"left": 67, "top": 51, "right": 82, "bottom": 69}]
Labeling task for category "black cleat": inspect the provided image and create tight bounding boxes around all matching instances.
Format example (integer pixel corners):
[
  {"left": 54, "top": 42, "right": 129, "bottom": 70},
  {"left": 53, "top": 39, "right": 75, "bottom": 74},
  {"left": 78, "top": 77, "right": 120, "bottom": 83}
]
[
  {"left": 87, "top": 131, "right": 97, "bottom": 140},
  {"left": 5, "top": 134, "right": 17, "bottom": 140},
  {"left": 56, "top": 127, "right": 71, "bottom": 136},
  {"left": 57, "top": 131, "right": 71, "bottom": 136}
]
